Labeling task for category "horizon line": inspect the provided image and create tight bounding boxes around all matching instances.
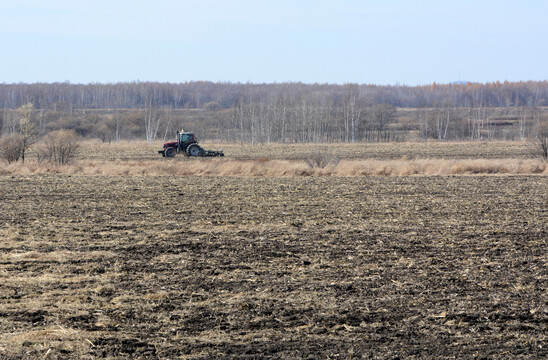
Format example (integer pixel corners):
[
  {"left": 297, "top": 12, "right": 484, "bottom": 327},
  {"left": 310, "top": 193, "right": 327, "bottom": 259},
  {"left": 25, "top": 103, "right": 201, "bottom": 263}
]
[{"left": 2, "top": 79, "right": 547, "bottom": 87}]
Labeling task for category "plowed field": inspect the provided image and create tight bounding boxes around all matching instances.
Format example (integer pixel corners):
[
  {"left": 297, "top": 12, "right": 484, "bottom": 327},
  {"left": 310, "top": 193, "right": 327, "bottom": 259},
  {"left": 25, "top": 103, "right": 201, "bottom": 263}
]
[{"left": 1, "top": 174, "right": 546, "bottom": 359}]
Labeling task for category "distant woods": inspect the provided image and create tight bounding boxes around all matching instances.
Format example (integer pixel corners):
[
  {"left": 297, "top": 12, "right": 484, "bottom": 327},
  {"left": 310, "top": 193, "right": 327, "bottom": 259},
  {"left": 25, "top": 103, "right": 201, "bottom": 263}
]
[
  {"left": 1, "top": 81, "right": 548, "bottom": 144},
  {"left": 2, "top": 81, "right": 548, "bottom": 109}
]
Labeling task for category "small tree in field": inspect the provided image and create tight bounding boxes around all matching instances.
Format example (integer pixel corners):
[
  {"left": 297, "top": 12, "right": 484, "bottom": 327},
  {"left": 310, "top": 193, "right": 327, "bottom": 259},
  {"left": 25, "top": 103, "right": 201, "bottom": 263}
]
[
  {"left": 535, "top": 135, "right": 548, "bottom": 162},
  {"left": 532, "top": 122, "right": 548, "bottom": 162},
  {"left": 0, "top": 134, "right": 24, "bottom": 163},
  {"left": 40, "top": 129, "right": 80, "bottom": 164},
  {"left": 17, "top": 103, "right": 37, "bottom": 162}
]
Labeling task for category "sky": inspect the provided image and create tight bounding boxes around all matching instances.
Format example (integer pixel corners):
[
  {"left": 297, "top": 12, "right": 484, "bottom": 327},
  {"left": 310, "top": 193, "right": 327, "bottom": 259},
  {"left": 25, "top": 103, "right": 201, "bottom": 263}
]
[{"left": 0, "top": 0, "right": 547, "bottom": 85}]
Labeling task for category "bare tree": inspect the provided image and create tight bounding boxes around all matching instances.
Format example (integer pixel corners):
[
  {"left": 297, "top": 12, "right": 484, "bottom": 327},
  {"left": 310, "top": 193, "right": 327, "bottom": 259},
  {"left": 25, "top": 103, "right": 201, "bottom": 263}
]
[
  {"left": 162, "top": 107, "right": 174, "bottom": 142},
  {"left": 342, "top": 84, "right": 364, "bottom": 143},
  {"left": 0, "top": 106, "right": 5, "bottom": 135},
  {"left": 428, "top": 103, "right": 455, "bottom": 141},
  {"left": 16, "top": 103, "right": 37, "bottom": 162},
  {"left": 144, "top": 96, "right": 161, "bottom": 144},
  {"left": 114, "top": 111, "right": 121, "bottom": 143},
  {"left": 233, "top": 96, "right": 246, "bottom": 146},
  {"left": 371, "top": 104, "right": 396, "bottom": 142},
  {"left": 518, "top": 107, "right": 528, "bottom": 141},
  {"left": 418, "top": 107, "right": 428, "bottom": 141},
  {"left": 3, "top": 109, "right": 18, "bottom": 135},
  {"left": 532, "top": 122, "right": 548, "bottom": 161},
  {"left": 536, "top": 136, "right": 548, "bottom": 161}
]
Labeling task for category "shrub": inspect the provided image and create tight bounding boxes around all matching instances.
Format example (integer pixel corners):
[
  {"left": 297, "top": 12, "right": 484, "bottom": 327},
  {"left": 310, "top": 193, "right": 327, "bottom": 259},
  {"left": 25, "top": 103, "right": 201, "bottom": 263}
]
[
  {"left": 0, "top": 134, "right": 24, "bottom": 163},
  {"left": 39, "top": 129, "right": 80, "bottom": 164},
  {"left": 305, "top": 148, "right": 340, "bottom": 169},
  {"left": 203, "top": 101, "right": 221, "bottom": 111}
]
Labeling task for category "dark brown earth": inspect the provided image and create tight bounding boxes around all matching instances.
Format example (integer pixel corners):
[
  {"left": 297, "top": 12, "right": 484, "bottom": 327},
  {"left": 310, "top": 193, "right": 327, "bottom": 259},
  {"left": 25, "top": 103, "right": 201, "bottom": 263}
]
[{"left": 0, "top": 174, "right": 547, "bottom": 359}]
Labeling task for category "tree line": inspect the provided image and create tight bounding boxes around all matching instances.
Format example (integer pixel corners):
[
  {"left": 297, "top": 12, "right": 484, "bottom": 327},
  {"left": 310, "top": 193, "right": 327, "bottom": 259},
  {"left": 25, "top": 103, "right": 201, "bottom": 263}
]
[
  {"left": 1, "top": 81, "right": 547, "bottom": 147},
  {"left": 1, "top": 80, "right": 548, "bottom": 110}
]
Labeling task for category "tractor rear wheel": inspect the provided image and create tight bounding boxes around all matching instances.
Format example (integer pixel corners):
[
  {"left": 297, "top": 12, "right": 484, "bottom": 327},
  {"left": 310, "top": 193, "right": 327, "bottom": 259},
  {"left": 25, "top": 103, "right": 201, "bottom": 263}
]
[
  {"left": 165, "top": 147, "right": 175, "bottom": 157},
  {"left": 186, "top": 144, "right": 201, "bottom": 156}
]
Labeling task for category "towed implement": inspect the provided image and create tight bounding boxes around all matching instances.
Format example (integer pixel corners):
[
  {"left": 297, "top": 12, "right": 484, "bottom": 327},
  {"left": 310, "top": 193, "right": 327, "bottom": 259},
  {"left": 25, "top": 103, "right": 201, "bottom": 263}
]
[{"left": 159, "top": 131, "right": 224, "bottom": 158}]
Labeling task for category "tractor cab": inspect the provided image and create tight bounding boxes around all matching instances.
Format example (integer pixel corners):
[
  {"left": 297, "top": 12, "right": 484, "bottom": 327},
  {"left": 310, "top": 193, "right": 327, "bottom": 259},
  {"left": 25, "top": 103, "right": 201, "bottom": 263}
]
[{"left": 178, "top": 131, "right": 197, "bottom": 147}]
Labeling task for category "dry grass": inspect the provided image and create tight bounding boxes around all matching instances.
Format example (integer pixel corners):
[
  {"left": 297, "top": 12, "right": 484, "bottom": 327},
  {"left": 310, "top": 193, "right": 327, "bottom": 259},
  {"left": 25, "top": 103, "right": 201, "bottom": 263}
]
[
  {"left": 0, "top": 157, "right": 546, "bottom": 176},
  {"left": 1, "top": 140, "right": 542, "bottom": 176},
  {"left": 0, "top": 250, "right": 116, "bottom": 263},
  {"left": 0, "top": 326, "right": 94, "bottom": 359}
]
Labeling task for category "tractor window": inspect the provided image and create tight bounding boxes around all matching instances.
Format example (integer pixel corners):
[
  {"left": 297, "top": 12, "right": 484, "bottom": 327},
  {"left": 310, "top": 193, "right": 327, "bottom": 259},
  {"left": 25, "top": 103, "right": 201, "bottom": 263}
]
[{"left": 181, "top": 134, "right": 192, "bottom": 143}]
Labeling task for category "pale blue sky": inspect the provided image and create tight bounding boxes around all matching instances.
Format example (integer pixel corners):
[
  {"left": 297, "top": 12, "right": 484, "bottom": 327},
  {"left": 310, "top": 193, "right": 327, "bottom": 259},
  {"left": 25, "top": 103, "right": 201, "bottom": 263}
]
[{"left": 1, "top": 0, "right": 546, "bottom": 85}]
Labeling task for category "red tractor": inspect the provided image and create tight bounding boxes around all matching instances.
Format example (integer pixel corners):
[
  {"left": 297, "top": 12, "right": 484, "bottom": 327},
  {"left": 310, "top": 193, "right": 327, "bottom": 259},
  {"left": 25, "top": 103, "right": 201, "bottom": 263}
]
[{"left": 159, "top": 131, "right": 224, "bottom": 157}]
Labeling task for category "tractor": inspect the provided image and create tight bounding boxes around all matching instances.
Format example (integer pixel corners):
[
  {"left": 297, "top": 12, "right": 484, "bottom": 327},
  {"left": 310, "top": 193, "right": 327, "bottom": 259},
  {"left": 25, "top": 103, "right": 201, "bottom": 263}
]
[{"left": 158, "top": 131, "right": 224, "bottom": 157}]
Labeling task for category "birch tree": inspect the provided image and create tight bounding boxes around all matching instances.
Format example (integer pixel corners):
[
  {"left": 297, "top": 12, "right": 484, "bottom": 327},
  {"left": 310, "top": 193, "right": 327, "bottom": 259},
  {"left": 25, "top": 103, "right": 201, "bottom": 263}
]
[
  {"left": 342, "top": 84, "right": 364, "bottom": 143},
  {"left": 144, "top": 96, "right": 161, "bottom": 144}
]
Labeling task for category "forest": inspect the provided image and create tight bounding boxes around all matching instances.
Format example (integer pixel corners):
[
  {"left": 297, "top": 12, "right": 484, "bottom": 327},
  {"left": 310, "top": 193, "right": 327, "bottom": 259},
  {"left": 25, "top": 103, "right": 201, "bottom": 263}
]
[{"left": 1, "top": 81, "right": 548, "bottom": 144}]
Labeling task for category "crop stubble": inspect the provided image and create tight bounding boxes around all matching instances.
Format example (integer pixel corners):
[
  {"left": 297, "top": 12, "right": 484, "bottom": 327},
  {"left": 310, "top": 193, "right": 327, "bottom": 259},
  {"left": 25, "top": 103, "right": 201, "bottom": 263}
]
[{"left": 0, "top": 174, "right": 547, "bottom": 358}]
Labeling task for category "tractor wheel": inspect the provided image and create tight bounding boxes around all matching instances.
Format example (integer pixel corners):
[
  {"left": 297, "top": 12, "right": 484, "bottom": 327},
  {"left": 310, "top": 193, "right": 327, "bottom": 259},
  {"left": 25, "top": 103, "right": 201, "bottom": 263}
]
[
  {"left": 165, "top": 147, "right": 175, "bottom": 158},
  {"left": 186, "top": 144, "right": 201, "bottom": 156}
]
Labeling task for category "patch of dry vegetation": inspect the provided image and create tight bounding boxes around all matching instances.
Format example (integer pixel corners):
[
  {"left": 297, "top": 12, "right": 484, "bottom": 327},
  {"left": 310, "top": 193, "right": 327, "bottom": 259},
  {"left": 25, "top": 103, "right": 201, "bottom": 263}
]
[
  {"left": 1, "top": 140, "right": 543, "bottom": 176},
  {"left": 0, "top": 158, "right": 546, "bottom": 176},
  {"left": 1, "top": 326, "right": 95, "bottom": 359}
]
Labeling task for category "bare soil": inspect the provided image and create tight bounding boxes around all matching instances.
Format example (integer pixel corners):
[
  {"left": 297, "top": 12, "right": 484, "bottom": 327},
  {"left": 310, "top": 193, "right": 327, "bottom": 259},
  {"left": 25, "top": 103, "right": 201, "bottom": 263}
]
[{"left": 0, "top": 174, "right": 546, "bottom": 359}]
